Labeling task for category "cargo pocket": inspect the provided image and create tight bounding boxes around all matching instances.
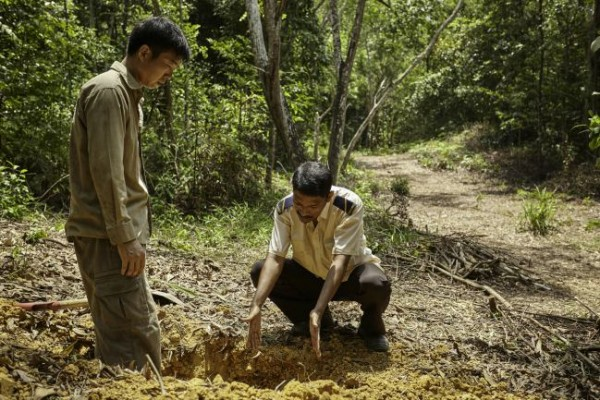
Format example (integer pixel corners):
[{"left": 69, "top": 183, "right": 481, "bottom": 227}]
[{"left": 95, "top": 275, "right": 150, "bottom": 328}]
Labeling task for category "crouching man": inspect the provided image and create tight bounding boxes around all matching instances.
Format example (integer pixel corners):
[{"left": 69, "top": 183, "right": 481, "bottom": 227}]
[{"left": 244, "top": 161, "right": 391, "bottom": 358}]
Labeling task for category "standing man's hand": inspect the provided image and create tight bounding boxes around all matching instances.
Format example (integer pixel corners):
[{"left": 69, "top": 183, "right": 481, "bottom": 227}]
[
  {"left": 243, "top": 304, "right": 262, "bottom": 350},
  {"left": 309, "top": 309, "right": 322, "bottom": 359},
  {"left": 117, "top": 239, "right": 146, "bottom": 277}
]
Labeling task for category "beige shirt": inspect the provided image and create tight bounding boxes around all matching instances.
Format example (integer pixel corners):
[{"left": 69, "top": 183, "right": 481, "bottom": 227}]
[
  {"left": 268, "top": 186, "right": 381, "bottom": 281},
  {"left": 65, "top": 62, "right": 150, "bottom": 245}
]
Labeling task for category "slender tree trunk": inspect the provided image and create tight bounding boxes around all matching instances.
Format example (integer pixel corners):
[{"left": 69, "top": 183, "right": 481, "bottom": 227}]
[
  {"left": 151, "top": 0, "right": 178, "bottom": 178},
  {"left": 330, "top": 0, "right": 342, "bottom": 74},
  {"left": 266, "top": 124, "right": 276, "bottom": 188},
  {"left": 339, "top": 0, "right": 464, "bottom": 174},
  {"left": 122, "top": 0, "right": 129, "bottom": 46},
  {"left": 313, "top": 106, "right": 331, "bottom": 160},
  {"left": 179, "top": 0, "right": 189, "bottom": 131},
  {"left": 88, "top": 0, "right": 95, "bottom": 29},
  {"left": 536, "top": 0, "right": 546, "bottom": 161},
  {"left": 245, "top": 0, "right": 307, "bottom": 169},
  {"left": 327, "top": 0, "right": 367, "bottom": 183}
]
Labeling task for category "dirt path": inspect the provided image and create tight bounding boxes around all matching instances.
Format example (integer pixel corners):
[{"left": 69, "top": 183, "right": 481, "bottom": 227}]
[{"left": 357, "top": 153, "right": 600, "bottom": 315}]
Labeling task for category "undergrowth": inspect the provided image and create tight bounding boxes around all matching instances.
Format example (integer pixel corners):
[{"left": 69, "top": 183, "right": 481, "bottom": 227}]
[
  {"left": 407, "top": 131, "right": 488, "bottom": 172},
  {"left": 152, "top": 174, "right": 289, "bottom": 256},
  {"left": 517, "top": 186, "right": 557, "bottom": 235}
]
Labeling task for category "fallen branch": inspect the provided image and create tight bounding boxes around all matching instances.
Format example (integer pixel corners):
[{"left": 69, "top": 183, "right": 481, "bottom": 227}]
[{"left": 430, "top": 264, "right": 513, "bottom": 310}]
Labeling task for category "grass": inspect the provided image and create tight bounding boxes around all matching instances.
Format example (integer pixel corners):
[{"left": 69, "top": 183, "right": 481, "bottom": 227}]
[
  {"left": 152, "top": 175, "right": 289, "bottom": 256},
  {"left": 517, "top": 186, "right": 557, "bottom": 235}
]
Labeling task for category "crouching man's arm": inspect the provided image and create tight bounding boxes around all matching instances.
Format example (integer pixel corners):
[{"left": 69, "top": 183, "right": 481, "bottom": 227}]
[
  {"left": 243, "top": 253, "right": 285, "bottom": 350},
  {"left": 310, "top": 254, "right": 351, "bottom": 358}
]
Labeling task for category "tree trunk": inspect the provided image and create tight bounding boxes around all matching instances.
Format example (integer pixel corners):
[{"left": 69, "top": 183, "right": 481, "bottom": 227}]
[
  {"left": 313, "top": 106, "right": 331, "bottom": 161},
  {"left": 150, "top": 0, "right": 179, "bottom": 178},
  {"left": 536, "top": 0, "right": 546, "bottom": 162},
  {"left": 265, "top": 124, "right": 276, "bottom": 188},
  {"left": 245, "top": 0, "right": 307, "bottom": 169},
  {"left": 339, "top": 0, "right": 465, "bottom": 174},
  {"left": 327, "top": 0, "right": 367, "bottom": 183},
  {"left": 88, "top": 0, "right": 95, "bottom": 29},
  {"left": 329, "top": 0, "right": 342, "bottom": 74}
]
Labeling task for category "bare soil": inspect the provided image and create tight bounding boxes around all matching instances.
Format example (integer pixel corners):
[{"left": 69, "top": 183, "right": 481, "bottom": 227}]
[{"left": 0, "top": 153, "right": 598, "bottom": 399}]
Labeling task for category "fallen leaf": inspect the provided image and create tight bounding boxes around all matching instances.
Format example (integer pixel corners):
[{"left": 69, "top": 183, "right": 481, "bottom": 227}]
[{"left": 33, "top": 386, "right": 56, "bottom": 400}]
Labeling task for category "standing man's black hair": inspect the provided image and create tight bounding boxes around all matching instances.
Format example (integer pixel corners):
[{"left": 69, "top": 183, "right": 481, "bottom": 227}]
[
  {"left": 292, "top": 162, "right": 333, "bottom": 198},
  {"left": 127, "top": 16, "right": 191, "bottom": 61}
]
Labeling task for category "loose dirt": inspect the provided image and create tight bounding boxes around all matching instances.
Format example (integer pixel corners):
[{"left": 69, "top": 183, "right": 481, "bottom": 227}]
[{"left": 0, "top": 153, "right": 598, "bottom": 399}]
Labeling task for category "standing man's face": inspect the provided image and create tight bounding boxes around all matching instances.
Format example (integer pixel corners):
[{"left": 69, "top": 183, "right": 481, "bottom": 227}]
[
  {"left": 137, "top": 46, "right": 182, "bottom": 89},
  {"left": 292, "top": 190, "right": 332, "bottom": 224}
]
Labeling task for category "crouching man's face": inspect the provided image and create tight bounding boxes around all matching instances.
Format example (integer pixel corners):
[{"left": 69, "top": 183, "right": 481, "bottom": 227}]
[{"left": 292, "top": 190, "right": 333, "bottom": 224}]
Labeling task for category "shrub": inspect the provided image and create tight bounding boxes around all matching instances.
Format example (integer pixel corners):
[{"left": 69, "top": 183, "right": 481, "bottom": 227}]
[
  {"left": 390, "top": 176, "right": 410, "bottom": 197},
  {"left": 517, "top": 187, "right": 557, "bottom": 235},
  {"left": 0, "top": 163, "right": 34, "bottom": 220}
]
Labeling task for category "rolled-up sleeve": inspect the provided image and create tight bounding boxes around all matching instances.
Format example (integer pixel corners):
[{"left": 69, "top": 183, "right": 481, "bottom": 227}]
[
  {"left": 333, "top": 202, "right": 365, "bottom": 256},
  {"left": 85, "top": 88, "right": 135, "bottom": 245},
  {"left": 268, "top": 209, "right": 291, "bottom": 257}
]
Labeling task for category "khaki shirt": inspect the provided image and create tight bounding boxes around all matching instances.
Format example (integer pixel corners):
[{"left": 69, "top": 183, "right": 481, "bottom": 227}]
[
  {"left": 65, "top": 62, "right": 150, "bottom": 245},
  {"left": 268, "top": 186, "right": 381, "bottom": 281}
]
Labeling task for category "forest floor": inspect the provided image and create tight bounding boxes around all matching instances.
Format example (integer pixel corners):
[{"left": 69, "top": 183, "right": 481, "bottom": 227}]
[{"left": 1, "top": 153, "right": 599, "bottom": 399}]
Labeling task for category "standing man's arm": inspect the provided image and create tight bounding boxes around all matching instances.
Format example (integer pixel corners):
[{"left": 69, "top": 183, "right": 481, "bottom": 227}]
[
  {"left": 244, "top": 253, "right": 285, "bottom": 350},
  {"left": 309, "top": 254, "right": 351, "bottom": 358},
  {"left": 86, "top": 89, "right": 145, "bottom": 277}
]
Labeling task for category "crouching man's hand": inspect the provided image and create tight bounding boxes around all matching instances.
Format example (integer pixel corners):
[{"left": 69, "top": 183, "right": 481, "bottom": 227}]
[
  {"left": 243, "top": 304, "right": 262, "bottom": 350},
  {"left": 309, "top": 309, "right": 322, "bottom": 359}
]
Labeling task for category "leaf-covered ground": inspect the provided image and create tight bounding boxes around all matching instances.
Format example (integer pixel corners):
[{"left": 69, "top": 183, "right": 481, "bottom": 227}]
[{"left": 1, "top": 154, "right": 599, "bottom": 399}]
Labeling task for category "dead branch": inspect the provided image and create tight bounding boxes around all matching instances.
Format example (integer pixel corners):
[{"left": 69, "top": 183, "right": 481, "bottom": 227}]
[{"left": 429, "top": 264, "right": 513, "bottom": 310}]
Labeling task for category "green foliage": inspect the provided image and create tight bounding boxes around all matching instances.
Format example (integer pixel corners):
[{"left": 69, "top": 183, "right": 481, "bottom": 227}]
[
  {"left": 0, "top": 163, "right": 34, "bottom": 220},
  {"left": 590, "top": 114, "right": 600, "bottom": 151},
  {"left": 153, "top": 177, "right": 288, "bottom": 255},
  {"left": 23, "top": 228, "right": 49, "bottom": 244},
  {"left": 587, "top": 114, "right": 600, "bottom": 168},
  {"left": 364, "top": 205, "right": 420, "bottom": 258},
  {"left": 585, "top": 219, "right": 600, "bottom": 232},
  {"left": 0, "top": 0, "right": 115, "bottom": 202},
  {"left": 390, "top": 177, "right": 410, "bottom": 197},
  {"left": 1, "top": 0, "right": 597, "bottom": 217},
  {"left": 408, "top": 133, "right": 488, "bottom": 172},
  {"left": 517, "top": 186, "right": 557, "bottom": 235}
]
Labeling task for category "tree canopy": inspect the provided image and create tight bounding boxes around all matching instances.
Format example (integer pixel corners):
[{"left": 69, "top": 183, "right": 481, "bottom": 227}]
[{"left": 1, "top": 0, "right": 598, "bottom": 214}]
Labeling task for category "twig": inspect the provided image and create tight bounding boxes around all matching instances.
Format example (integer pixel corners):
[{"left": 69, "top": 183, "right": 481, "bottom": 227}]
[
  {"left": 37, "top": 174, "right": 69, "bottom": 201},
  {"left": 578, "top": 345, "right": 600, "bottom": 353},
  {"left": 520, "top": 311, "right": 598, "bottom": 325},
  {"left": 145, "top": 354, "right": 165, "bottom": 395},
  {"left": 574, "top": 296, "right": 600, "bottom": 321},
  {"left": 39, "top": 238, "right": 69, "bottom": 248}
]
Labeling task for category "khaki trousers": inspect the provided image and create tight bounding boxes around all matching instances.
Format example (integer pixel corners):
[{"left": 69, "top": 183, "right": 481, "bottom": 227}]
[{"left": 73, "top": 237, "right": 161, "bottom": 370}]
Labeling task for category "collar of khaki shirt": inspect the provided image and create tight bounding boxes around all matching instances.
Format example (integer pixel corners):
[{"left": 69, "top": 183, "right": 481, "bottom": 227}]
[
  {"left": 110, "top": 61, "right": 144, "bottom": 91},
  {"left": 311, "top": 194, "right": 334, "bottom": 227}
]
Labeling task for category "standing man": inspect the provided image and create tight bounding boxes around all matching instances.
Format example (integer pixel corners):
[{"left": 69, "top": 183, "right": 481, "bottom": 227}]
[
  {"left": 65, "top": 16, "right": 190, "bottom": 370},
  {"left": 245, "top": 162, "right": 391, "bottom": 358}
]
